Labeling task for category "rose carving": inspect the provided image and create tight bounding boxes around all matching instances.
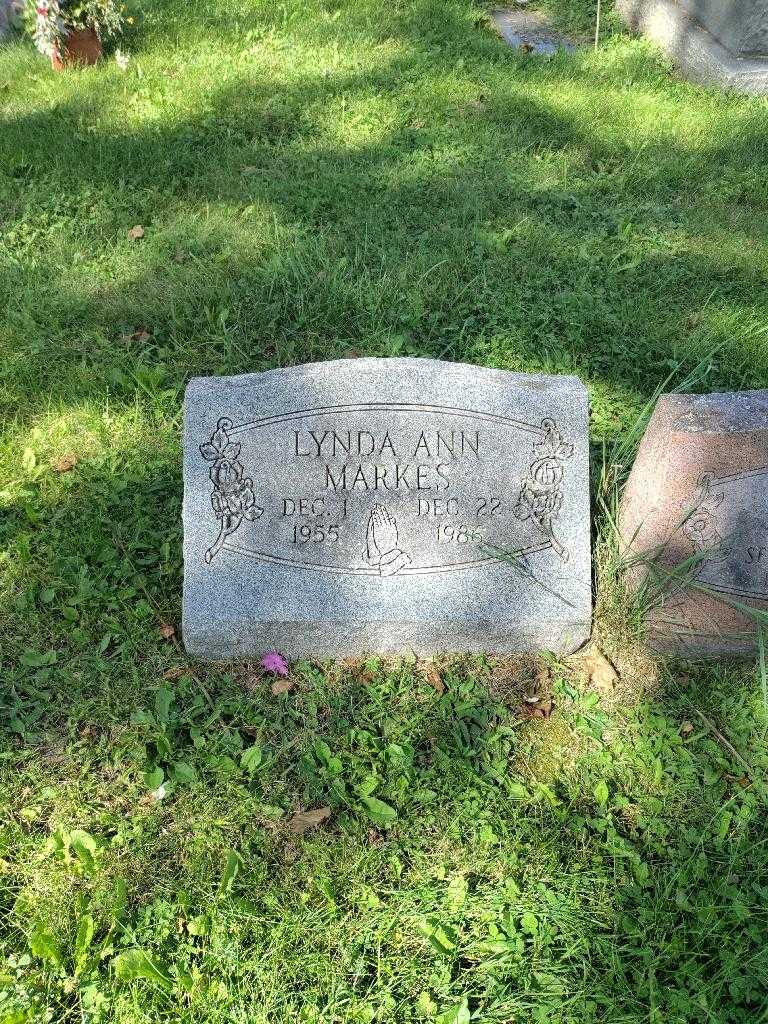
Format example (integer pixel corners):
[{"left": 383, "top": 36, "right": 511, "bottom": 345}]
[
  {"left": 200, "top": 417, "right": 263, "bottom": 563},
  {"left": 681, "top": 474, "right": 728, "bottom": 561},
  {"left": 514, "top": 418, "right": 573, "bottom": 562}
]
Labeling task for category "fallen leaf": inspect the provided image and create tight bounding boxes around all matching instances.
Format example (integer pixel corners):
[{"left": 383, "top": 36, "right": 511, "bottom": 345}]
[
  {"left": 51, "top": 453, "right": 77, "bottom": 473},
  {"left": 535, "top": 662, "right": 551, "bottom": 690},
  {"left": 724, "top": 772, "right": 750, "bottom": 787},
  {"left": 423, "top": 661, "right": 445, "bottom": 695},
  {"left": 341, "top": 657, "right": 365, "bottom": 672},
  {"left": 465, "top": 94, "right": 487, "bottom": 113},
  {"left": 260, "top": 650, "right": 289, "bottom": 676},
  {"left": 574, "top": 648, "right": 618, "bottom": 693},
  {"left": 163, "top": 666, "right": 186, "bottom": 681},
  {"left": 282, "top": 842, "right": 300, "bottom": 863},
  {"left": 271, "top": 678, "right": 293, "bottom": 695},
  {"left": 522, "top": 697, "right": 553, "bottom": 719},
  {"left": 128, "top": 225, "right": 145, "bottom": 240},
  {"left": 288, "top": 806, "right": 331, "bottom": 834},
  {"left": 158, "top": 623, "right": 176, "bottom": 641},
  {"left": 680, "top": 720, "right": 694, "bottom": 738},
  {"left": 242, "top": 673, "right": 262, "bottom": 694},
  {"left": 523, "top": 661, "right": 551, "bottom": 707}
]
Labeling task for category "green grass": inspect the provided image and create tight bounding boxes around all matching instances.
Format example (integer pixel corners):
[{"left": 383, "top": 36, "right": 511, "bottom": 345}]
[{"left": 2, "top": 0, "right": 768, "bottom": 1020}]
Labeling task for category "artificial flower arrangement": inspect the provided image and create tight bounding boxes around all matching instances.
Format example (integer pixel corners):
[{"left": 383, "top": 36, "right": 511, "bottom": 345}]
[{"left": 28, "top": 0, "right": 129, "bottom": 64}]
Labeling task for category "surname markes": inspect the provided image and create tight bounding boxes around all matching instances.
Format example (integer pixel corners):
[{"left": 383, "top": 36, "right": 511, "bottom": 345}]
[{"left": 292, "top": 426, "right": 482, "bottom": 492}]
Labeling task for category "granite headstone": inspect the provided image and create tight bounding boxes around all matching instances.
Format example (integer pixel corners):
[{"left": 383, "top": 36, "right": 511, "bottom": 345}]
[
  {"left": 183, "top": 358, "right": 591, "bottom": 659},
  {"left": 617, "top": 0, "right": 768, "bottom": 94},
  {"left": 620, "top": 390, "right": 768, "bottom": 656},
  {"left": 0, "top": 0, "right": 19, "bottom": 38}
]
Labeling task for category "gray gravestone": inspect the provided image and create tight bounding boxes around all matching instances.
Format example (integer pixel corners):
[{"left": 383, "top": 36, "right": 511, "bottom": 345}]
[
  {"left": 617, "top": 0, "right": 768, "bottom": 94},
  {"left": 671, "top": 0, "right": 768, "bottom": 57},
  {"left": 0, "top": 0, "right": 14, "bottom": 38},
  {"left": 182, "top": 358, "right": 591, "bottom": 660}
]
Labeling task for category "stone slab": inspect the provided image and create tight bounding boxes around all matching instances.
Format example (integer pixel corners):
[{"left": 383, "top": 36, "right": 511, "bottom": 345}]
[
  {"left": 490, "top": 8, "right": 577, "bottom": 55},
  {"left": 617, "top": 0, "right": 768, "bottom": 94},
  {"left": 182, "top": 358, "right": 592, "bottom": 660},
  {"left": 0, "top": 0, "right": 19, "bottom": 38},
  {"left": 676, "top": 0, "right": 768, "bottom": 57},
  {"left": 620, "top": 390, "right": 768, "bottom": 657}
]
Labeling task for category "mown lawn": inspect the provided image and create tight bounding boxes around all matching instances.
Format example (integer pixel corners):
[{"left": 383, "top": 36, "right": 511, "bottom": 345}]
[{"left": 2, "top": 1, "right": 768, "bottom": 1021}]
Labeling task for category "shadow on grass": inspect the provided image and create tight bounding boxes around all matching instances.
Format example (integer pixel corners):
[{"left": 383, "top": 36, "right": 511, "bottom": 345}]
[{"left": 3, "top": 55, "right": 768, "bottom": 422}]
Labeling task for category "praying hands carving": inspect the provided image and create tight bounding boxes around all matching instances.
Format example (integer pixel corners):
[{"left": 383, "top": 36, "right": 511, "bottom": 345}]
[{"left": 363, "top": 504, "right": 412, "bottom": 576}]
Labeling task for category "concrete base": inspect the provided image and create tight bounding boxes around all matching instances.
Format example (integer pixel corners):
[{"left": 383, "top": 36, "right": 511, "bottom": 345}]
[{"left": 617, "top": 0, "right": 768, "bottom": 94}]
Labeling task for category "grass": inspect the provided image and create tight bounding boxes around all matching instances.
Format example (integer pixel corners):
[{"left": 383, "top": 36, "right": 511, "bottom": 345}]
[{"left": 2, "top": 0, "right": 768, "bottom": 1020}]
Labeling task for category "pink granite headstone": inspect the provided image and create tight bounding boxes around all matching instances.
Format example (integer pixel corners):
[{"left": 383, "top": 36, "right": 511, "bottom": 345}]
[{"left": 620, "top": 390, "right": 768, "bottom": 657}]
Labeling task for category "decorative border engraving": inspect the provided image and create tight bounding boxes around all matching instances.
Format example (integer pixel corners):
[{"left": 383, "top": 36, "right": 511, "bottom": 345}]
[
  {"left": 679, "top": 467, "right": 768, "bottom": 601},
  {"left": 513, "top": 418, "right": 573, "bottom": 562},
  {"left": 200, "top": 417, "right": 264, "bottom": 563},
  {"left": 199, "top": 404, "right": 574, "bottom": 574}
]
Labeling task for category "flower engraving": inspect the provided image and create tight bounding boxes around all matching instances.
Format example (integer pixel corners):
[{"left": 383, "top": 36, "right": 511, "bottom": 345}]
[
  {"left": 200, "top": 417, "right": 263, "bottom": 563},
  {"left": 514, "top": 418, "right": 573, "bottom": 562},
  {"left": 682, "top": 473, "right": 729, "bottom": 561}
]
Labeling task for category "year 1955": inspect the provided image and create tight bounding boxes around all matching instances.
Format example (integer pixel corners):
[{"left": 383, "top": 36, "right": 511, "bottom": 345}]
[{"left": 292, "top": 524, "right": 341, "bottom": 544}]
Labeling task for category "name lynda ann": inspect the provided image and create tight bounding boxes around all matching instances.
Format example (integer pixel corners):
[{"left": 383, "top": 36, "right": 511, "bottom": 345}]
[{"left": 292, "top": 428, "right": 482, "bottom": 491}]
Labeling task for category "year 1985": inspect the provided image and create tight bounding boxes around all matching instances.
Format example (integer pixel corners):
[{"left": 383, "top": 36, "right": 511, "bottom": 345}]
[{"left": 435, "top": 523, "right": 481, "bottom": 544}]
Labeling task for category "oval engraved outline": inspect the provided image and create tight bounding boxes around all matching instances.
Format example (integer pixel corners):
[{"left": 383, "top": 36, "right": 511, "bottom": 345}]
[
  {"left": 213, "top": 402, "right": 553, "bottom": 575},
  {"left": 690, "top": 465, "right": 768, "bottom": 600}
]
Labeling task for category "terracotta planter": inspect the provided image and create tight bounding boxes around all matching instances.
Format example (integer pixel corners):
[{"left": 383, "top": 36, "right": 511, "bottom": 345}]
[{"left": 51, "top": 27, "right": 102, "bottom": 70}]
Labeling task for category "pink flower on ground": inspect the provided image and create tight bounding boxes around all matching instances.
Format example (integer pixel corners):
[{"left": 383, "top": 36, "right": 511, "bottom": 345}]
[{"left": 260, "top": 651, "right": 289, "bottom": 677}]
